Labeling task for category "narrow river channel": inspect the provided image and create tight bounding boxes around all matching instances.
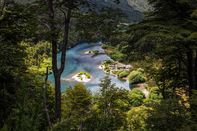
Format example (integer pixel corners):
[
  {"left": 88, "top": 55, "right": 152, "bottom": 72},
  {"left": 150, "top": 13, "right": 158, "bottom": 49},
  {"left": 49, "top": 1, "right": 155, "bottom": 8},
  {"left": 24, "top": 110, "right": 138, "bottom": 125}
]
[{"left": 48, "top": 42, "right": 130, "bottom": 92}]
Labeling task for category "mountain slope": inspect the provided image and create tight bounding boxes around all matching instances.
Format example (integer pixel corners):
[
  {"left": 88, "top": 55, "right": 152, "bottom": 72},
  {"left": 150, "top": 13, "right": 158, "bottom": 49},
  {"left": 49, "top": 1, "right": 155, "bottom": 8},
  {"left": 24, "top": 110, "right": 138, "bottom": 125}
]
[
  {"left": 15, "top": 0, "right": 144, "bottom": 22},
  {"left": 127, "top": 0, "right": 151, "bottom": 12},
  {"left": 91, "top": 0, "right": 143, "bottom": 22}
]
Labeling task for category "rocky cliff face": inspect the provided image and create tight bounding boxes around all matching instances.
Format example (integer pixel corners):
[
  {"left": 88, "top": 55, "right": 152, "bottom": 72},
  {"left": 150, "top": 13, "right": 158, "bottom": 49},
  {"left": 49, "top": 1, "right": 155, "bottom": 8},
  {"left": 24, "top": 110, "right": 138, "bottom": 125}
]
[{"left": 127, "top": 0, "right": 151, "bottom": 12}]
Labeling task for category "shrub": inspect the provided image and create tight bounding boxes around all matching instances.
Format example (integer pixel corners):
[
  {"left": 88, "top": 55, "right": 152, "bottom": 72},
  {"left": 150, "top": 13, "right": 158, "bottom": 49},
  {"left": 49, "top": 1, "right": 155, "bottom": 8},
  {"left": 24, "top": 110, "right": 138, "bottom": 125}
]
[
  {"left": 118, "top": 71, "right": 130, "bottom": 78},
  {"left": 111, "top": 52, "right": 126, "bottom": 61},
  {"left": 78, "top": 72, "right": 91, "bottom": 79},
  {"left": 128, "top": 88, "right": 145, "bottom": 107},
  {"left": 112, "top": 70, "right": 120, "bottom": 75},
  {"left": 102, "top": 44, "right": 109, "bottom": 49},
  {"left": 92, "top": 50, "right": 99, "bottom": 55},
  {"left": 137, "top": 68, "right": 144, "bottom": 73},
  {"left": 148, "top": 86, "right": 162, "bottom": 100},
  {"left": 79, "top": 72, "right": 84, "bottom": 75},
  {"left": 104, "top": 60, "right": 113, "bottom": 64},
  {"left": 104, "top": 66, "right": 110, "bottom": 73},
  {"left": 128, "top": 70, "right": 146, "bottom": 84},
  {"left": 86, "top": 73, "right": 91, "bottom": 79}
]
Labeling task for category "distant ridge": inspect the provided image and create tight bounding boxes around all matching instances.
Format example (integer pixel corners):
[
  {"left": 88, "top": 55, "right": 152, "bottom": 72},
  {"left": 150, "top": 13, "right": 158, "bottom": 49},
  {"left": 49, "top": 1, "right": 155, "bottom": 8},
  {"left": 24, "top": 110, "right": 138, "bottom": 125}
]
[
  {"left": 90, "top": 0, "right": 143, "bottom": 22},
  {"left": 15, "top": 0, "right": 144, "bottom": 23}
]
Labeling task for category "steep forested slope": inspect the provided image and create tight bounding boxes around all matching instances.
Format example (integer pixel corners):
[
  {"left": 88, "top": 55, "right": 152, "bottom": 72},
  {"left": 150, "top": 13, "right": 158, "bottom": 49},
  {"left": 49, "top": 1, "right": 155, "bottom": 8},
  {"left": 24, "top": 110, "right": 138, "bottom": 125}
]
[
  {"left": 91, "top": 0, "right": 143, "bottom": 22},
  {"left": 16, "top": 0, "right": 143, "bottom": 22}
]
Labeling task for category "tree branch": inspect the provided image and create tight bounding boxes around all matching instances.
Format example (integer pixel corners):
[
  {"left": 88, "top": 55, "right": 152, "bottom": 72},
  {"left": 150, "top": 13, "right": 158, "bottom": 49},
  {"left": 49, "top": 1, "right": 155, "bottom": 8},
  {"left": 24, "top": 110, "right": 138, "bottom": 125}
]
[{"left": 59, "top": 8, "right": 71, "bottom": 74}]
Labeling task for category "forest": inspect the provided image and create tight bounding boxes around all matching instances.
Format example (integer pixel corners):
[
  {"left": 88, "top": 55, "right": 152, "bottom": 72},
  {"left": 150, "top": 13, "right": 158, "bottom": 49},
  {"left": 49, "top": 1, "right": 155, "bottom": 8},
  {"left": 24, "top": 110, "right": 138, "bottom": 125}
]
[{"left": 0, "top": 0, "right": 197, "bottom": 131}]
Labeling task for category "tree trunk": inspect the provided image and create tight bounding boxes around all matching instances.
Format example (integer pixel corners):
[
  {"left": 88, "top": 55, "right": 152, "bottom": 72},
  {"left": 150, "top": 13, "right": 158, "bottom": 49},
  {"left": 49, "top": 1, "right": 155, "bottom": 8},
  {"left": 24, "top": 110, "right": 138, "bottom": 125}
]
[
  {"left": 195, "top": 50, "right": 197, "bottom": 90},
  {"left": 43, "top": 67, "right": 52, "bottom": 129},
  {"left": 173, "top": 59, "right": 181, "bottom": 97},
  {"left": 45, "top": 0, "right": 61, "bottom": 121},
  {"left": 45, "top": 0, "right": 71, "bottom": 121},
  {"left": 79, "top": 121, "right": 83, "bottom": 131},
  {"left": 187, "top": 50, "right": 196, "bottom": 95},
  {"left": 161, "top": 87, "right": 166, "bottom": 99},
  {"left": 51, "top": 32, "right": 61, "bottom": 121},
  {"left": 54, "top": 74, "right": 61, "bottom": 121}
]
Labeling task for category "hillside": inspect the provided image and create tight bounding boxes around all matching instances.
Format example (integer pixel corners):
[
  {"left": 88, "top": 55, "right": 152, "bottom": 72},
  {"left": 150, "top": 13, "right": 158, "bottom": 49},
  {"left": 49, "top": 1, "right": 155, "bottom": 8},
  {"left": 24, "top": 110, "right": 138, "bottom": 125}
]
[
  {"left": 16, "top": 0, "right": 144, "bottom": 22},
  {"left": 127, "top": 0, "right": 151, "bottom": 12},
  {"left": 90, "top": 0, "right": 143, "bottom": 22}
]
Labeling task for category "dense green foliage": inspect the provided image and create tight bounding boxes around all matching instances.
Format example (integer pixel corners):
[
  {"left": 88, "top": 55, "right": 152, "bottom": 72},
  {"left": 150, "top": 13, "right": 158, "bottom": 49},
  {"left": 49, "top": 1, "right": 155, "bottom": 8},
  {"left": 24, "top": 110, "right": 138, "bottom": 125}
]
[
  {"left": 104, "top": 0, "right": 197, "bottom": 97},
  {"left": 127, "top": 106, "right": 150, "bottom": 131},
  {"left": 53, "top": 83, "right": 91, "bottom": 131},
  {"left": 52, "top": 77, "right": 129, "bottom": 131},
  {"left": 0, "top": 1, "right": 54, "bottom": 130},
  {"left": 146, "top": 99, "right": 190, "bottom": 131},
  {"left": 0, "top": 0, "right": 196, "bottom": 130},
  {"left": 118, "top": 71, "right": 130, "bottom": 78},
  {"left": 50, "top": 77, "right": 195, "bottom": 131},
  {"left": 92, "top": 77, "right": 128, "bottom": 131},
  {"left": 147, "top": 86, "right": 163, "bottom": 101},
  {"left": 128, "top": 88, "right": 145, "bottom": 107},
  {"left": 128, "top": 69, "right": 146, "bottom": 85}
]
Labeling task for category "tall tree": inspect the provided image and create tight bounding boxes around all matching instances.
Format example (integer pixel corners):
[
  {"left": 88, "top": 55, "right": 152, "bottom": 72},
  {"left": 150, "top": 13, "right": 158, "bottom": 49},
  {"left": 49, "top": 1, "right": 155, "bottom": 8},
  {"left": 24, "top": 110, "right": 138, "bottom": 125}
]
[
  {"left": 44, "top": 0, "right": 60, "bottom": 122},
  {"left": 61, "top": 83, "right": 92, "bottom": 130},
  {"left": 43, "top": 0, "right": 71, "bottom": 121},
  {"left": 95, "top": 76, "right": 128, "bottom": 130}
]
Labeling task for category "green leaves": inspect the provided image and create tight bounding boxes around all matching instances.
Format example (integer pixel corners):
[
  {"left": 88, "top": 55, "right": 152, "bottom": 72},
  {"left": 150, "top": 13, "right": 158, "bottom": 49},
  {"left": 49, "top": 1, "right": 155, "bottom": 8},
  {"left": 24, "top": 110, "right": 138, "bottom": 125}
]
[
  {"left": 128, "top": 88, "right": 145, "bottom": 107},
  {"left": 128, "top": 69, "right": 146, "bottom": 85},
  {"left": 127, "top": 106, "right": 151, "bottom": 131},
  {"left": 146, "top": 99, "right": 190, "bottom": 131},
  {"left": 61, "top": 83, "right": 92, "bottom": 130},
  {"left": 148, "top": 0, "right": 196, "bottom": 19},
  {"left": 95, "top": 76, "right": 128, "bottom": 131},
  {"left": 118, "top": 71, "right": 130, "bottom": 79}
]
